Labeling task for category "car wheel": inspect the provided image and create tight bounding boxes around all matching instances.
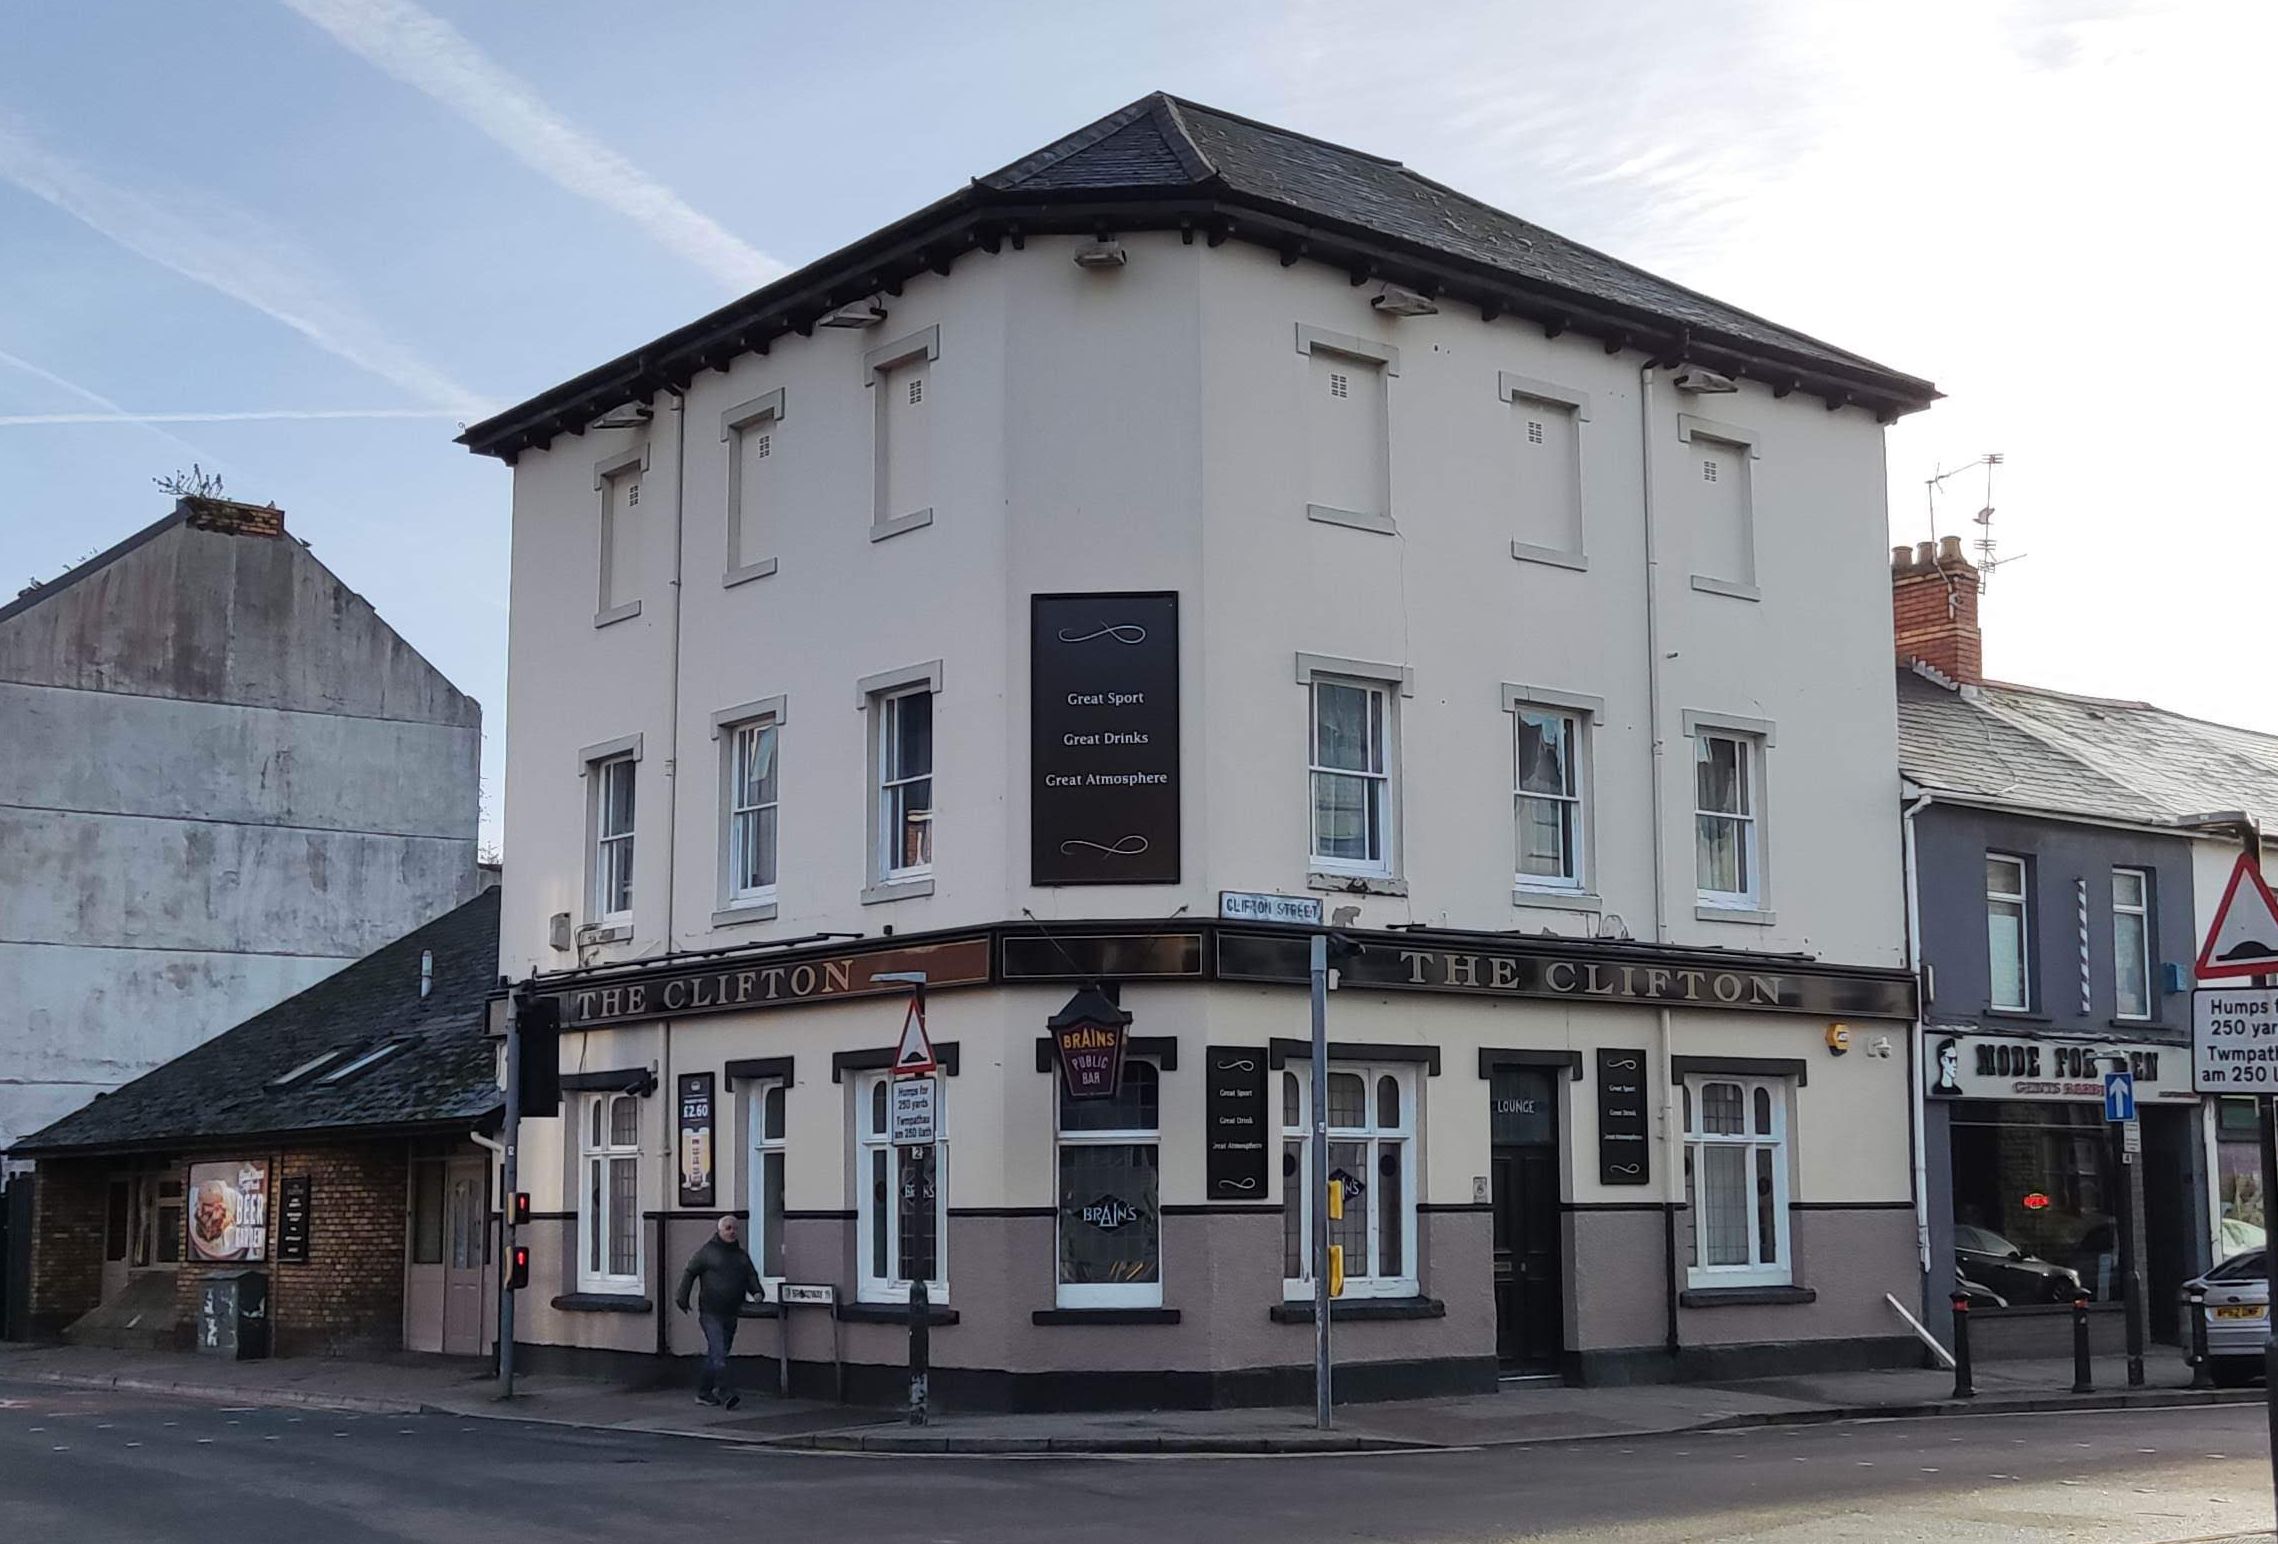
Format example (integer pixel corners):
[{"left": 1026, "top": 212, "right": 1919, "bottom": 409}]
[{"left": 2211, "top": 1359, "right": 2262, "bottom": 1389}]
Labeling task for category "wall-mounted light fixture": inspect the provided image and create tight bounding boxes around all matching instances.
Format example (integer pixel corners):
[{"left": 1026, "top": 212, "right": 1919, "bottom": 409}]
[
  {"left": 1672, "top": 367, "right": 1739, "bottom": 394},
  {"left": 1073, "top": 238, "right": 1128, "bottom": 269},
  {"left": 1370, "top": 283, "right": 1438, "bottom": 317},
  {"left": 820, "top": 298, "right": 889, "bottom": 329}
]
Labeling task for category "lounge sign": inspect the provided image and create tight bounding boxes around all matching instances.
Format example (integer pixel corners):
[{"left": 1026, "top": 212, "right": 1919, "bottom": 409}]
[
  {"left": 1030, "top": 591, "right": 1180, "bottom": 886},
  {"left": 555, "top": 939, "right": 991, "bottom": 1029}
]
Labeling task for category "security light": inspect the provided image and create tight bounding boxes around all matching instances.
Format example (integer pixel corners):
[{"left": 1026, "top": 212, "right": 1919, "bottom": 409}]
[
  {"left": 1370, "top": 284, "right": 1438, "bottom": 316},
  {"left": 588, "top": 405, "right": 652, "bottom": 431},
  {"left": 1073, "top": 238, "right": 1128, "bottom": 269},
  {"left": 1672, "top": 367, "right": 1739, "bottom": 394},
  {"left": 820, "top": 298, "right": 888, "bottom": 329}
]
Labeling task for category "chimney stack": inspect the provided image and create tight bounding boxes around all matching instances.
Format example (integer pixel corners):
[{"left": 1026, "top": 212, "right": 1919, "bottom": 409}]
[
  {"left": 179, "top": 496, "right": 286, "bottom": 539},
  {"left": 1891, "top": 534, "right": 1982, "bottom": 684}
]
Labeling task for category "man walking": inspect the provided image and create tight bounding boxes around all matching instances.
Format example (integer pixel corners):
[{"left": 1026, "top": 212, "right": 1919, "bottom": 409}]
[{"left": 676, "top": 1214, "right": 765, "bottom": 1408}]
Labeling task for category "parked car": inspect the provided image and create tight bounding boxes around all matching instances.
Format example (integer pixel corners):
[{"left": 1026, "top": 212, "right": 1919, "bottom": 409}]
[
  {"left": 1955, "top": 1224, "right": 2086, "bottom": 1305},
  {"left": 2182, "top": 1250, "right": 2268, "bottom": 1387},
  {"left": 1954, "top": 1273, "right": 2009, "bottom": 1310}
]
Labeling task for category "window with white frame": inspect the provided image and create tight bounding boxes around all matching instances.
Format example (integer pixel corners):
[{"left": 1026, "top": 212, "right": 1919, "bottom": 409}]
[
  {"left": 1987, "top": 854, "right": 2031, "bottom": 1011},
  {"left": 876, "top": 688, "right": 933, "bottom": 881},
  {"left": 1310, "top": 678, "right": 1394, "bottom": 876},
  {"left": 1514, "top": 707, "right": 1585, "bottom": 890},
  {"left": 855, "top": 1072, "right": 945, "bottom": 1303},
  {"left": 724, "top": 719, "right": 780, "bottom": 905},
  {"left": 745, "top": 1081, "right": 786, "bottom": 1283},
  {"left": 1281, "top": 1064, "right": 1417, "bottom": 1300},
  {"left": 1693, "top": 731, "right": 1760, "bottom": 907},
  {"left": 2112, "top": 868, "right": 2153, "bottom": 1021},
  {"left": 590, "top": 755, "right": 636, "bottom": 923},
  {"left": 580, "top": 1092, "right": 643, "bottom": 1292},
  {"left": 722, "top": 390, "right": 783, "bottom": 584},
  {"left": 1682, "top": 1075, "right": 1791, "bottom": 1287},
  {"left": 1056, "top": 1061, "right": 1161, "bottom": 1307}
]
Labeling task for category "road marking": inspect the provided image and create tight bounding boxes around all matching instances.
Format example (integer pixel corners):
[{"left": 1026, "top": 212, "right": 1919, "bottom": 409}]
[{"left": 125, "top": 1442, "right": 140, "bottom": 1448}]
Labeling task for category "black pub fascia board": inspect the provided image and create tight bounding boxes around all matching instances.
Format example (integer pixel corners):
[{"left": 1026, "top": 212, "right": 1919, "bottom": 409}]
[
  {"left": 1478, "top": 1048, "right": 1584, "bottom": 1080},
  {"left": 559, "top": 1068, "right": 658, "bottom": 1095},
  {"left": 724, "top": 1056, "right": 795, "bottom": 1085},
  {"left": 1670, "top": 1055, "right": 1809, "bottom": 1088}
]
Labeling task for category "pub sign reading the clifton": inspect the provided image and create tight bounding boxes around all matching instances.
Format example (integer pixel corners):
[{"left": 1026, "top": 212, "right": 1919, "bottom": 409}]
[{"left": 1031, "top": 592, "right": 1179, "bottom": 886}]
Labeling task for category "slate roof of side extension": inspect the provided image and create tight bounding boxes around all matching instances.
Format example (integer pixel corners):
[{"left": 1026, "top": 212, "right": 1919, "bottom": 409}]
[
  {"left": 461, "top": 93, "right": 1936, "bottom": 462},
  {"left": 9, "top": 888, "right": 501, "bottom": 1157},
  {"left": 1896, "top": 666, "right": 2278, "bottom": 832}
]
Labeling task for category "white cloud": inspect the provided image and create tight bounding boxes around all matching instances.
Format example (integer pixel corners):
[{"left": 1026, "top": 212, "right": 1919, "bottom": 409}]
[
  {"left": 281, "top": 0, "right": 784, "bottom": 292},
  {"left": 0, "top": 408, "right": 465, "bottom": 425},
  {"left": 0, "top": 116, "right": 486, "bottom": 413}
]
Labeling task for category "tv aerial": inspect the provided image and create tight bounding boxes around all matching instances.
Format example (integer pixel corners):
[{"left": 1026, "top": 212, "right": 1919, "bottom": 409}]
[{"left": 1925, "top": 452, "right": 2022, "bottom": 589}]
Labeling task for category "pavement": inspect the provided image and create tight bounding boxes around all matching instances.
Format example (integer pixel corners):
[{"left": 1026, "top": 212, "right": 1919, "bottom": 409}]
[{"left": 0, "top": 1341, "right": 2259, "bottom": 1454}]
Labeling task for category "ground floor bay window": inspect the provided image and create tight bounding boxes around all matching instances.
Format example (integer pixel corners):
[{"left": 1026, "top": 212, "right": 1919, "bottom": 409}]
[
  {"left": 1682, "top": 1075, "right": 1792, "bottom": 1288},
  {"left": 1056, "top": 1061, "right": 1161, "bottom": 1307},
  {"left": 855, "top": 1072, "right": 946, "bottom": 1304},
  {"left": 579, "top": 1092, "right": 643, "bottom": 1293},
  {"left": 1281, "top": 1064, "right": 1418, "bottom": 1300}
]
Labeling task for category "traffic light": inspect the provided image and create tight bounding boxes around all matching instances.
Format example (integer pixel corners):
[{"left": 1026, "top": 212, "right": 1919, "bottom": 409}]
[
  {"left": 512, "top": 993, "right": 561, "bottom": 1118},
  {"left": 510, "top": 1191, "right": 531, "bottom": 1227},
  {"left": 504, "top": 1244, "right": 530, "bottom": 1291}
]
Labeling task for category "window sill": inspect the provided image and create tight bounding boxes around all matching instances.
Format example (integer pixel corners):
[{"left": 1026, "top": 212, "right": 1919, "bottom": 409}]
[
  {"left": 552, "top": 1292, "right": 652, "bottom": 1314},
  {"left": 1306, "top": 503, "right": 1397, "bottom": 536},
  {"left": 1680, "top": 1285, "right": 1814, "bottom": 1308},
  {"left": 711, "top": 901, "right": 778, "bottom": 928},
  {"left": 594, "top": 600, "right": 643, "bottom": 628},
  {"left": 2110, "top": 1019, "right": 2172, "bottom": 1032},
  {"left": 838, "top": 1301, "right": 959, "bottom": 1325},
  {"left": 861, "top": 876, "right": 935, "bottom": 905},
  {"left": 722, "top": 558, "right": 778, "bottom": 589},
  {"left": 1510, "top": 541, "right": 1588, "bottom": 572},
  {"left": 1514, "top": 887, "right": 1601, "bottom": 913},
  {"left": 1983, "top": 1008, "right": 2051, "bottom": 1024},
  {"left": 1307, "top": 871, "right": 1407, "bottom": 898},
  {"left": 870, "top": 508, "right": 934, "bottom": 543},
  {"left": 1032, "top": 1308, "right": 1182, "bottom": 1326},
  {"left": 1270, "top": 1296, "right": 1444, "bottom": 1324},
  {"left": 1689, "top": 575, "right": 1761, "bottom": 603},
  {"left": 1695, "top": 905, "right": 1776, "bottom": 926}
]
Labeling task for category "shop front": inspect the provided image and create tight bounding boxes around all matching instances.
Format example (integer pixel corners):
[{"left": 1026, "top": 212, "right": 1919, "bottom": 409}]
[{"left": 511, "top": 918, "right": 1921, "bottom": 1406}]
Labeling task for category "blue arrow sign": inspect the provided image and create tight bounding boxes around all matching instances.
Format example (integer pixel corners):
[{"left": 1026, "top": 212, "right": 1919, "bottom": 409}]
[{"left": 2103, "top": 1070, "right": 2136, "bottom": 1123}]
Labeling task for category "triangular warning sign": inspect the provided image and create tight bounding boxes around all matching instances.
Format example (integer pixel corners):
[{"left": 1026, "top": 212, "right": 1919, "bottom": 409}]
[
  {"left": 892, "top": 998, "right": 938, "bottom": 1075},
  {"left": 2197, "top": 854, "right": 2278, "bottom": 980}
]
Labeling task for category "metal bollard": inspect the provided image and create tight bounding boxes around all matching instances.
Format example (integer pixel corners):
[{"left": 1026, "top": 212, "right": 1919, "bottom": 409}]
[
  {"left": 2187, "top": 1286, "right": 2213, "bottom": 1391},
  {"left": 1950, "top": 1292, "right": 1976, "bottom": 1399},
  {"left": 2071, "top": 1297, "right": 2094, "bottom": 1394},
  {"left": 907, "top": 1277, "right": 931, "bottom": 1426}
]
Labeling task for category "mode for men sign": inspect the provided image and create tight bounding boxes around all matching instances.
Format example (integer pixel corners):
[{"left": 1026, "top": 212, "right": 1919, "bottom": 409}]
[{"left": 1030, "top": 592, "right": 1180, "bottom": 886}]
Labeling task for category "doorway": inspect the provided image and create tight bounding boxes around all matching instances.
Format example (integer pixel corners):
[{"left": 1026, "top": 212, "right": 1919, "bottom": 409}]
[
  {"left": 100, "top": 1170, "right": 183, "bottom": 1303},
  {"left": 1489, "top": 1067, "right": 1565, "bottom": 1371},
  {"left": 406, "top": 1151, "right": 492, "bottom": 1356}
]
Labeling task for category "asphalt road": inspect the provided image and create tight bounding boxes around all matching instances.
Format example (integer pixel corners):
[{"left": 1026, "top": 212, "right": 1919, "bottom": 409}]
[{"left": 3, "top": 1379, "right": 2275, "bottom": 1543}]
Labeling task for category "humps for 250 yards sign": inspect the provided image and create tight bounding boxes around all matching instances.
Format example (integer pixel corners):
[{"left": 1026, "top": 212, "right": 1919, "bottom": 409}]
[{"left": 1031, "top": 592, "right": 1180, "bottom": 886}]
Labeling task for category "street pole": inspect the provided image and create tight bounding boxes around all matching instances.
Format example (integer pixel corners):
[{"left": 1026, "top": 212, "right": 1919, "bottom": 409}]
[
  {"left": 2115, "top": 1119, "right": 2145, "bottom": 1388},
  {"left": 498, "top": 1001, "right": 520, "bottom": 1400},
  {"left": 2260, "top": 1089, "right": 2277, "bottom": 1517},
  {"left": 1310, "top": 931, "right": 1332, "bottom": 1430}
]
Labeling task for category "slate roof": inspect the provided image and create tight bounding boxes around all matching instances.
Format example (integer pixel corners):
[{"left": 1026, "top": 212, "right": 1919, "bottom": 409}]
[
  {"left": 1896, "top": 665, "right": 2278, "bottom": 831},
  {"left": 462, "top": 93, "right": 1935, "bottom": 461},
  {"left": 11, "top": 889, "right": 501, "bottom": 1156}
]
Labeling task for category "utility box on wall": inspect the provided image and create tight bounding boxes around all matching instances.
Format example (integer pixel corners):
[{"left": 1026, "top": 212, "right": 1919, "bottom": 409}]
[{"left": 197, "top": 1269, "right": 268, "bottom": 1360}]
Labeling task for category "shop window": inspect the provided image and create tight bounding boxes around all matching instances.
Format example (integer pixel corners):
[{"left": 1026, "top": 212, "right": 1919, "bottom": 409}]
[
  {"left": 1949, "top": 1101, "right": 2120, "bottom": 1303},
  {"left": 855, "top": 1071, "right": 946, "bottom": 1303},
  {"left": 746, "top": 1081, "right": 787, "bottom": 1282},
  {"left": 1987, "top": 854, "right": 2031, "bottom": 1011},
  {"left": 2112, "top": 868, "right": 2153, "bottom": 1021},
  {"left": 580, "top": 1092, "right": 644, "bottom": 1292},
  {"left": 1281, "top": 1064, "right": 1418, "bottom": 1300},
  {"left": 1681, "top": 1076, "right": 1791, "bottom": 1287},
  {"left": 1056, "top": 1062, "right": 1161, "bottom": 1308}
]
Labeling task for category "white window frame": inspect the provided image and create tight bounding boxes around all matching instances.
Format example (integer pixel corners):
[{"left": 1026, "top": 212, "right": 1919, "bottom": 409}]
[
  {"left": 721, "top": 389, "right": 784, "bottom": 587},
  {"left": 579, "top": 1091, "right": 644, "bottom": 1293},
  {"left": 858, "top": 662, "right": 941, "bottom": 903},
  {"left": 854, "top": 1071, "right": 947, "bottom": 1305},
  {"left": 593, "top": 445, "right": 648, "bottom": 626},
  {"left": 1686, "top": 713, "right": 1772, "bottom": 917},
  {"left": 1280, "top": 1063, "right": 1419, "bottom": 1301},
  {"left": 1987, "top": 853, "right": 2032, "bottom": 1012},
  {"left": 582, "top": 739, "right": 641, "bottom": 928},
  {"left": 711, "top": 697, "right": 786, "bottom": 924},
  {"left": 1681, "top": 1074, "right": 1792, "bottom": 1289},
  {"left": 744, "top": 1079, "right": 787, "bottom": 1290},
  {"left": 2112, "top": 867, "right": 2153, "bottom": 1022},
  {"left": 1504, "top": 685, "right": 1602, "bottom": 902},
  {"left": 1054, "top": 1059, "right": 1163, "bottom": 1309}
]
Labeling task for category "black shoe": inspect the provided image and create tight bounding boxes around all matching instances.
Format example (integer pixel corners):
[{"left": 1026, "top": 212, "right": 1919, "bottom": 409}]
[
  {"left": 722, "top": 1393, "right": 741, "bottom": 1411},
  {"left": 696, "top": 1391, "right": 721, "bottom": 1406}
]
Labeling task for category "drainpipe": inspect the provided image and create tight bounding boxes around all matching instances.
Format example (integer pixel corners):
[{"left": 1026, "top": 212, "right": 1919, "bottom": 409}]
[
  {"left": 661, "top": 388, "right": 689, "bottom": 949},
  {"left": 1902, "top": 791, "right": 1935, "bottom": 1289},
  {"left": 1639, "top": 362, "right": 1681, "bottom": 1359}
]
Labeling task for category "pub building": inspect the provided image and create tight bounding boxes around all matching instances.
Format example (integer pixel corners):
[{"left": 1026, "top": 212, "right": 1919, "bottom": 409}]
[{"left": 468, "top": 95, "right": 1939, "bottom": 1404}]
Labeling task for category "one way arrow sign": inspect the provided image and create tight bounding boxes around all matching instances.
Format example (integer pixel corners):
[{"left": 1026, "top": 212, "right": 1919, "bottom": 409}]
[{"left": 2197, "top": 853, "right": 2278, "bottom": 981}]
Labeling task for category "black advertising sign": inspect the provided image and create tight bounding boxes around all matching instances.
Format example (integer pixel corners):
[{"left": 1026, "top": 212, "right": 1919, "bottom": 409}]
[
  {"left": 678, "top": 1072, "right": 716, "bottom": 1209},
  {"left": 277, "top": 1176, "right": 312, "bottom": 1263},
  {"left": 1030, "top": 592, "right": 1180, "bottom": 886},
  {"left": 1596, "top": 1047, "right": 1651, "bottom": 1185},
  {"left": 1205, "top": 1046, "right": 1270, "bottom": 1200}
]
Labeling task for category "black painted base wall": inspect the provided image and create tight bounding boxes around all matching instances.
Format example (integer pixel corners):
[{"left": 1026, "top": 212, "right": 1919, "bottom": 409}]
[{"left": 1570, "top": 1334, "right": 1928, "bottom": 1387}]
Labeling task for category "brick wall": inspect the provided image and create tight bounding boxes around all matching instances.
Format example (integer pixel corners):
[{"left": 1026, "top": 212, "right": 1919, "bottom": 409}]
[
  {"left": 1891, "top": 536, "right": 1982, "bottom": 684},
  {"left": 27, "top": 1160, "right": 107, "bottom": 1337},
  {"left": 180, "top": 496, "right": 286, "bottom": 538}
]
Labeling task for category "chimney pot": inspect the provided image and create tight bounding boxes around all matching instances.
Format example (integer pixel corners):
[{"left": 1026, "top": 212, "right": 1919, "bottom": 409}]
[
  {"left": 1892, "top": 533, "right": 1983, "bottom": 685},
  {"left": 1937, "top": 534, "right": 1964, "bottom": 564},
  {"left": 1891, "top": 545, "right": 1912, "bottom": 571},
  {"left": 1914, "top": 540, "right": 1935, "bottom": 568}
]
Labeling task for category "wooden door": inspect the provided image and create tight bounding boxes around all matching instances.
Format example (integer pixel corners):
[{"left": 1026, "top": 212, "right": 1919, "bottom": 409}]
[
  {"left": 1490, "top": 1068, "right": 1565, "bottom": 1370},
  {"left": 441, "top": 1157, "right": 488, "bottom": 1355}
]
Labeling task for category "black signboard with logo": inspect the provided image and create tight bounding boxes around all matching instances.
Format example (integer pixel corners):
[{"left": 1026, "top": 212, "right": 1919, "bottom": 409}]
[
  {"left": 1596, "top": 1047, "right": 1651, "bottom": 1185},
  {"left": 1030, "top": 592, "right": 1180, "bottom": 886},
  {"left": 277, "top": 1176, "right": 312, "bottom": 1264},
  {"left": 1205, "top": 1046, "right": 1270, "bottom": 1200},
  {"left": 678, "top": 1072, "right": 716, "bottom": 1209}
]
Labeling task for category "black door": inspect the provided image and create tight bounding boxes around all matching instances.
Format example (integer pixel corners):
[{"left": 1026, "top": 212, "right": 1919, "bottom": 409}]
[{"left": 1490, "top": 1068, "right": 1565, "bottom": 1370}]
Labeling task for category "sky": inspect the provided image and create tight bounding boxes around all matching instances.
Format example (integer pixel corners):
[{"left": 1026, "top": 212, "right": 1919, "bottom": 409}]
[{"left": 4, "top": 0, "right": 2271, "bottom": 855}]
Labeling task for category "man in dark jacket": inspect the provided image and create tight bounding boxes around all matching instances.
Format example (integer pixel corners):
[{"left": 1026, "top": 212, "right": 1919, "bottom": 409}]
[{"left": 676, "top": 1215, "right": 764, "bottom": 1407}]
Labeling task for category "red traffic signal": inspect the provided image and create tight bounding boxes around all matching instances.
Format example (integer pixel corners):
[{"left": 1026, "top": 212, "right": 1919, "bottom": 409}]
[
  {"left": 505, "top": 1244, "right": 530, "bottom": 1291},
  {"left": 510, "top": 1191, "right": 531, "bottom": 1226}
]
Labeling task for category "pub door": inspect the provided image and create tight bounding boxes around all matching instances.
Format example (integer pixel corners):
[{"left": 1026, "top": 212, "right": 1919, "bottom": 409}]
[
  {"left": 440, "top": 1156, "right": 488, "bottom": 1356},
  {"left": 1490, "top": 1067, "right": 1565, "bottom": 1371}
]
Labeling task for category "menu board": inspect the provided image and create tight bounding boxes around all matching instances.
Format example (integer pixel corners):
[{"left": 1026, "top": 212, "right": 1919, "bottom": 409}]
[
  {"left": 276, "top": 1176, "right": 312, "bottom": 1263},
  {"left": 187, "top": 1159, "right": 270, "bottom": 1262},
  {"left": 1030, "top": 592, "right": 1180, "bottom": 886},
  {"left": 1596, "top": 1048, "right": 1651, "bottom": 1185},
  {"left": 678, "top": 1072, "right": 716, "bottom": 1208},
  {"left": 1205, "top": 1046, "right": 1270, "bottom": 1200}
]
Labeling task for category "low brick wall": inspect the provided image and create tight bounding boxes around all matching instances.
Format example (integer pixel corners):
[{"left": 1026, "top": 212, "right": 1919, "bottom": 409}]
[{"left": 25, "top": 1159, "right": 106, "bottom": 1338}]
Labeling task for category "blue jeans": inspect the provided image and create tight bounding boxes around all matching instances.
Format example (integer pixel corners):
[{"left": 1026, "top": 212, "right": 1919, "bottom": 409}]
[{"left": 698, "top": 1310, "right": 738, "bottom": 1399}]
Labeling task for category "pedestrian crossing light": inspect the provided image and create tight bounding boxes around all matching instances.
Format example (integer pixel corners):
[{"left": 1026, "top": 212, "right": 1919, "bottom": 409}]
[
  {"left": 505, "top": 1244, "right": 530, "bottom": 1291},
  {"left": 510, "top": 1191, "right": 531, "bottom": 1226}
]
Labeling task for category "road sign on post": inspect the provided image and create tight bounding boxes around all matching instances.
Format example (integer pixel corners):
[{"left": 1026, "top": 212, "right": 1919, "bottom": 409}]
[
  {"left": 2103, "top": 1070, "right": 2136, "bottom": 1123},
  {"left": 891, "top": 998, "right": 937, "bottom": 1077},
  {"left": 2193, "top": 988, "right": 2278, "bottom": 1092},
  {"left": 888, "top": 1077, "right": 937, "bottom": 1146},
  {"left": 2197, "top": 853, "right": 2278, "bottom": 980}
]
